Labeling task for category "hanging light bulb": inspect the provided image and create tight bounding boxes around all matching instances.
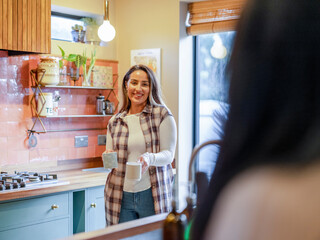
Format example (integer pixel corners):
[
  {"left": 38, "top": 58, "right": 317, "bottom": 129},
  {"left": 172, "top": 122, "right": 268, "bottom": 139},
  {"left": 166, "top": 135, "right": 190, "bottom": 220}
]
[
  {"left": 210, "top": 34, "right": 227, "bottom": 59},
  {"left": 98, "top": 0, "right": 116, "bottom": 42}
]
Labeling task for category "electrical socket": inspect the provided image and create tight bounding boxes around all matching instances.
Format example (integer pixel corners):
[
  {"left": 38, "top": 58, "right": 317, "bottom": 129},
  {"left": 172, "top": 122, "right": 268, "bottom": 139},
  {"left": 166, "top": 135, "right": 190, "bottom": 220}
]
[
  {"left": 75, "top": 136, "right": 88, "bottom": 148},
  {"left": 98, "top": 135, "right": 106, "bottom": 145}
]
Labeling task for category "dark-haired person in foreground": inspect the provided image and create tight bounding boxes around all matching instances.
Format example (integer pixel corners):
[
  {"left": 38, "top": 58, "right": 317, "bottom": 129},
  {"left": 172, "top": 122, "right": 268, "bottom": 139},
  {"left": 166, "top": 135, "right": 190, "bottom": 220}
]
[{"left": 191, "top": 0, "right": 320, "bottom": 239}]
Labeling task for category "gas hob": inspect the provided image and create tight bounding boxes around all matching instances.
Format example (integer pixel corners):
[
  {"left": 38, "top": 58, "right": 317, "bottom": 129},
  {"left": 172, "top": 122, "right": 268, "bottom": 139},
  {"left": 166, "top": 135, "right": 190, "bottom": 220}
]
[{"left": 0, "top": 171, "right": 67, "bottom": 193}]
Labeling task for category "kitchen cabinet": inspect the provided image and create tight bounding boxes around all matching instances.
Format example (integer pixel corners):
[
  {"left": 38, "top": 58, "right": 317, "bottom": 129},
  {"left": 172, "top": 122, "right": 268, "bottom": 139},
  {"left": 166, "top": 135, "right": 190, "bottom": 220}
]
[
  {"left": 73, "top": 186, "right": 106, "bottom": 234},
  {"left": 0, "top": 185, "right": 106, "bottom": 239},
  {"left": 86, "top": 185, "right": 106, "bottom": 231},
  {"left": 0, "top": 0, "right": 51, "bottom": 53},
  {"left": 0, "top": 192, "right": 73, "bottom": 240}
]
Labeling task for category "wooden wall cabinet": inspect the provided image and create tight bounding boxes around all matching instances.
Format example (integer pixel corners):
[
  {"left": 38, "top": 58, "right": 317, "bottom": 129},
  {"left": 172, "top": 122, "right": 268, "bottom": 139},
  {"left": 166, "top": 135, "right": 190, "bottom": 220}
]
[{"left": 0, "top": 0, "right": 51, "bottom": 53}]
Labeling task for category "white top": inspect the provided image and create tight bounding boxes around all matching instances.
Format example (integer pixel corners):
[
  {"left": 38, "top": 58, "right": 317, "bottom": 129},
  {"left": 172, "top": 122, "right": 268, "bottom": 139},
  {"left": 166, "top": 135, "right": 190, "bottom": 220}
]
[
  {"left": 106, "top": 113, "right": 177, "bottom": 193},
  {"left": 204, "top": 162, "right": 320, "bottom": 240}
]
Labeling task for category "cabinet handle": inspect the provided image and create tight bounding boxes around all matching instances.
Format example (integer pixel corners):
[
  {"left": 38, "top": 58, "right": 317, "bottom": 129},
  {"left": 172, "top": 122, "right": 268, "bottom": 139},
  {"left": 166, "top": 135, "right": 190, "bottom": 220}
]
[
  {"left": 51, "top": 204, "right": 59, "bottom": 210},
  {"left": 90, "top": 203, "right": 97, "bottom": 208}
]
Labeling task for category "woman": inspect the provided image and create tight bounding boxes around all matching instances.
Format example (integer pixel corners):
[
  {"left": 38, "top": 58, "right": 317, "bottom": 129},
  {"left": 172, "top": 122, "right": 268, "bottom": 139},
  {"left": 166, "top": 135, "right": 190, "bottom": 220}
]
[
  {"left": 191, "top": 0, "right": 320, "bottom": 239},
  {"left": 104, "top": 64, "right": 177, "bottom": 225}
]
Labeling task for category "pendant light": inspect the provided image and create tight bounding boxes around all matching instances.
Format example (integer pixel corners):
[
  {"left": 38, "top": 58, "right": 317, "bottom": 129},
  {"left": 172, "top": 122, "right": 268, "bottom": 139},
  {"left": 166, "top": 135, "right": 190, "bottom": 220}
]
[
  {"left": 210, "top": 34, "right": 227, "bottom": 59},
  {"left": 98, "top": 0, "right": 116, "bottom": 42}
]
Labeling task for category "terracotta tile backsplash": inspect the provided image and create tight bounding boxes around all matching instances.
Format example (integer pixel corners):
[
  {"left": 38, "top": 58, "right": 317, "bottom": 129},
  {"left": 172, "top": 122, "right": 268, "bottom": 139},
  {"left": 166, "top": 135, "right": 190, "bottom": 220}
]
[{"left": 0, "top": 53, "right": 118, "bottom": 171}]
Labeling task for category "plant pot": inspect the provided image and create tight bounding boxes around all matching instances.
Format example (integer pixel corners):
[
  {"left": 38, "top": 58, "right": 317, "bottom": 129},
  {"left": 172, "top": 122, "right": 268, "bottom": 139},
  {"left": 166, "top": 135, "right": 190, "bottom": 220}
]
[
  {"left": 71, "top": 30, "right": 86, "bottom": 43},
  {"left": 85, "top": 25, "right": 101, "bottom": 45}
]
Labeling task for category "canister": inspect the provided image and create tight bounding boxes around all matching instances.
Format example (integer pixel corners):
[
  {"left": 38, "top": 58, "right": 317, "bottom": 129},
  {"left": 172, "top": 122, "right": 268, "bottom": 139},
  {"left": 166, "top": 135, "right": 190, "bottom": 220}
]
[
  {"left": 96, "top": 94, "right": 105, "bottom": 114},
  {"left": 37, "top": 92, "right": 53, "bottom": 116},
  {"left": 37, "top": 57, "right": 60, "bottom": 86}
]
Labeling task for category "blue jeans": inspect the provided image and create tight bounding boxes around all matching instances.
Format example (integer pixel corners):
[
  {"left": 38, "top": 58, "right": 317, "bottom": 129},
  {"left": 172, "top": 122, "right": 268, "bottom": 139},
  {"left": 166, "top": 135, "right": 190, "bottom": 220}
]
[{"left": 119, "top": 188, "right": 155, "bottom": 223}]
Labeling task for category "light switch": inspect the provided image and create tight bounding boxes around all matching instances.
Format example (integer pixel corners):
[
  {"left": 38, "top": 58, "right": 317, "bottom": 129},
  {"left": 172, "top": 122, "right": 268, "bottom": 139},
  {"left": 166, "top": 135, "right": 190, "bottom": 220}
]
[
  {"left": 98, "top": 135, "right": 106, "bottom": 145},
  {"left": 75, "top": 136, "right": 88, "bottom": 148}
]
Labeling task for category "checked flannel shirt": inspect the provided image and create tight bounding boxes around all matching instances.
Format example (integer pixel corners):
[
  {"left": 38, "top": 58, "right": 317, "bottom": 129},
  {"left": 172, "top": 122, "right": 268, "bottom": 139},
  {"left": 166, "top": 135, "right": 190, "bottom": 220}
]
[{"left": 104, "top": 104, "right": 174, "bottom": 225}]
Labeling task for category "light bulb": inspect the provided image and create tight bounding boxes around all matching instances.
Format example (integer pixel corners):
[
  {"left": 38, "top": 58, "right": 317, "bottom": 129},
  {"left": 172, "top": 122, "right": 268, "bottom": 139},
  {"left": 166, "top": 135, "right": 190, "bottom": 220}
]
[
  {"left": 98, "top": 20, "right": 116, "bottom": 42},
  {"left": 210, "top": 34, "right": 227, "bottom": 59},
  {"left": 210, "top": 43, "right": 227, "bottom": 59}
]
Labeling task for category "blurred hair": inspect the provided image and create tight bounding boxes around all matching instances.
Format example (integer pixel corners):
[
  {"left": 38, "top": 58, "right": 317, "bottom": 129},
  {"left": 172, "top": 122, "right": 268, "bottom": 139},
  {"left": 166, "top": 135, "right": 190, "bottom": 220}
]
[
  {"left": 191, "top": 0, "right": 320, "bottom": 239},
  {"left": 119, "top": 64, "right": 164, "bottom": 112}
]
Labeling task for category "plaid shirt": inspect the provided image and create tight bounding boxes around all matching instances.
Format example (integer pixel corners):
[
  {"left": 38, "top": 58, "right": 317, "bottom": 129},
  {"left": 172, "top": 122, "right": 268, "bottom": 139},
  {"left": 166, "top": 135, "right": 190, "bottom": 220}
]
[{"left": 104, "top": 104, "right": 174, "bottom": 225}]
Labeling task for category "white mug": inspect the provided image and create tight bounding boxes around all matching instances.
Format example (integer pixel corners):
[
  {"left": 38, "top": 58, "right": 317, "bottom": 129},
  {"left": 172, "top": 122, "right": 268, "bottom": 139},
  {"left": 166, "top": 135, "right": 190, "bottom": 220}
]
[
  {"left": 102, "top": 152, "right": 118, "bottom": 169},
  {"left": 126, "top": 162, "right": 142, "bottom": 181}
]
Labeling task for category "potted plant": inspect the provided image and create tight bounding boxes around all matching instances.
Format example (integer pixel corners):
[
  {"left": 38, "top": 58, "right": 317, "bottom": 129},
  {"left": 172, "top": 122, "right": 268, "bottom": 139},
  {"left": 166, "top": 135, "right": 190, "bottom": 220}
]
[
  {"left": 58, "top": 46, "right": 82, "bottom": 85},
  {"left": 58, "top": 46, "right": 96, "bottom": 87},
  {"left": 71, "top": 24, "right": 85, "bottom": 43},
  {"left": 81, "top": 17, "right": 101, "bottom": 45}
]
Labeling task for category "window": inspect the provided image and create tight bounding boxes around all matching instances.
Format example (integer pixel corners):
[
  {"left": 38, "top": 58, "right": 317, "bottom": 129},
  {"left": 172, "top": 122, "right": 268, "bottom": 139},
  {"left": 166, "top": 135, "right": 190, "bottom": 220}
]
[
  {"left": 195, "top": 31, "right": 236, "bottom": 180},
  {"left": 51, "top": 12, "right": 84, "bottom": 42}
]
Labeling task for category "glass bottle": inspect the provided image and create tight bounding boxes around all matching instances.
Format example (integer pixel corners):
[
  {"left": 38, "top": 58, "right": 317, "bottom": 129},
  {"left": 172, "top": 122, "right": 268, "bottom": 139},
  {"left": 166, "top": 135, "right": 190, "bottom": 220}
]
[
  {"left": 163, "top": 182, "right": 187, "bottom": 240},
  {"left": 181, "top": 184, "right": 197, "bottom": 240}
]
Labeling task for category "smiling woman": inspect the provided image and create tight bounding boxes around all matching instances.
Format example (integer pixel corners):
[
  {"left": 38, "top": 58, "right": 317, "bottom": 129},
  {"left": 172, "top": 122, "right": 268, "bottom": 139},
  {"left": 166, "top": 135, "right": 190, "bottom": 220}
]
[{"left": 103, "top": 64, "right": 177, "bottom": 226}]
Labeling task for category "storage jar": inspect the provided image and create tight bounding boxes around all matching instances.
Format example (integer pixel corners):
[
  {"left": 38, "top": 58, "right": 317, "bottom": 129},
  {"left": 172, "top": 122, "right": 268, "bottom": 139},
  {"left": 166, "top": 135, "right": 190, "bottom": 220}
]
[
  {"left": 37, "top": 57, "right": 60, "bottom": 86},
  {"left": 37, "top": 92, "right": 53, "bottom": 116}
]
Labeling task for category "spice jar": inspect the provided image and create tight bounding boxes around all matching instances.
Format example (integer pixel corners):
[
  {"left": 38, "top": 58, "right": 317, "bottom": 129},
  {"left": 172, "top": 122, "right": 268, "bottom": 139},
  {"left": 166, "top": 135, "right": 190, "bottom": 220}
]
[{"left": 37, "top": 57, "right": 60, "bottom": 86}]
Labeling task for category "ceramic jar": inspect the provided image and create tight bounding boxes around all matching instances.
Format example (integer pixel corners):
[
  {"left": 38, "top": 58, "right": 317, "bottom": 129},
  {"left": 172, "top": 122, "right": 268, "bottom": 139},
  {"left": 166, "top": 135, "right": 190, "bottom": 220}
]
[
  {"left": 37, "top": 57, "right": 60, "bottom": 86},
  {"left": 37, "top": 92, "right": 53, "bottom": 116}
]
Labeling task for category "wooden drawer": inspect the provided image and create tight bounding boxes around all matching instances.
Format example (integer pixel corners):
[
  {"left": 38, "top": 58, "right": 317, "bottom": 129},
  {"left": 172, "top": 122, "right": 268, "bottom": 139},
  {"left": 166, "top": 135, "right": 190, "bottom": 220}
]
[{"left": 0, "top": 192, "right": 69, "bottom": 231}]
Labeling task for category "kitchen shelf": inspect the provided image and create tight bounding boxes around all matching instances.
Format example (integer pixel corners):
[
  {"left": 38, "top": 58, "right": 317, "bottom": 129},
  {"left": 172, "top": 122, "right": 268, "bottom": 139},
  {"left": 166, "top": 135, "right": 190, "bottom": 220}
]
[
  {"left": 27, "top": 68, "right": 118, "bottom": 142},
  {"left": 32, "top": 85, "right": 115, "bottom": 90},
  {"left": 44, "top": 114, "right": 113, "bottom": 118}
]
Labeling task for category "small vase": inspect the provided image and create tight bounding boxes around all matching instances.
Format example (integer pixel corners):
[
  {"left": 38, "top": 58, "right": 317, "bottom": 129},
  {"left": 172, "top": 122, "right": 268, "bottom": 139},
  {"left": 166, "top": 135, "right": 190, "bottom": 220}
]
[{"left": 82, "top": 73, "right": 92, "bottom": 87}]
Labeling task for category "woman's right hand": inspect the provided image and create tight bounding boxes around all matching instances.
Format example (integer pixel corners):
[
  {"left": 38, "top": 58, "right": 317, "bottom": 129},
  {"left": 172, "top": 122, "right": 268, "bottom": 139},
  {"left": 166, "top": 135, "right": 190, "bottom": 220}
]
[{"left": 103, "top": 149, "right": 115, "bottom": 154}]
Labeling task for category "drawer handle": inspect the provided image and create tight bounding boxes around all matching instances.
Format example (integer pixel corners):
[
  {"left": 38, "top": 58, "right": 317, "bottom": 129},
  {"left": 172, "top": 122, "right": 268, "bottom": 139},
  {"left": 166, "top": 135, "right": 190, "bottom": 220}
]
[
  {"left": 51, "top": 204, "right": 59, "bottom": 210},
  {"left": 90, "top": 203, "right": 97, "bottom": 208}
]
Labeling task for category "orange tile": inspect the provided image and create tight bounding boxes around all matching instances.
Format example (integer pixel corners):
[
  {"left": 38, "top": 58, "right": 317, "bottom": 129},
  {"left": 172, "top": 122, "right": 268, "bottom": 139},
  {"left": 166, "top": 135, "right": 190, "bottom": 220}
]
[
  {"left": 0, "top": 107, "right": 9, "bottom": 123},
  {"left": 76, "top": 147, "right": 88, "bottom": 159},
  {"left": 0, "top": 152, "right": 8, "bottom": 166},
  {"left": 7, "top": 150, "right": 29, "bottom": 165},
  {"left": 87, "top": 146, "right": 95, "bottom": 157},
  {"left": 7, "top": 136, "right": 29, "bottom": 151},
  {"left": 6, "top": 121, "right": 28, "bottom": 137},
  {"left": 95, "top": 145, "right": 106, "bottom": 157},
  {"left": 0, "top": 79, "right": 7, "bottom": 95},
  {"left": 0, "top": 137, "right": 8, "bottom": 150}
]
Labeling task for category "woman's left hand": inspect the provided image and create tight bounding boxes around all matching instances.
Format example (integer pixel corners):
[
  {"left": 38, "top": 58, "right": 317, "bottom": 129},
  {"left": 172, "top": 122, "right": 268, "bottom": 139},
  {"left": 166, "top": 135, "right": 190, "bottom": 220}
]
[{"left": 139, "top": 153, "right": 150, "bottom": 174}]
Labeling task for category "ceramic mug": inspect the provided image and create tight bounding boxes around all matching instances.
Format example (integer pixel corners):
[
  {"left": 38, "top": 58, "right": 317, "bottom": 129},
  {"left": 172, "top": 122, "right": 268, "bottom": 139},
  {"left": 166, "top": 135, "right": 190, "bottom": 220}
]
[
  {"left": 126, "top": 162, "right": 142, "bottom": 181},
  {"left": 102, "top": 152, "right": 118, "bottom": 169}
]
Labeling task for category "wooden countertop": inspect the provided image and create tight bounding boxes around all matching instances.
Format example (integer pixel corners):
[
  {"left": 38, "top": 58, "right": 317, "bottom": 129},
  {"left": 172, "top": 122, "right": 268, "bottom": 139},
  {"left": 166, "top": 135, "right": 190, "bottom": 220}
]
[
  {"left": 0, "top": 169, "right": 109, "bottom": 202},
  {"left": 63, "top": 213, "right": 167, "bottom": 240}
]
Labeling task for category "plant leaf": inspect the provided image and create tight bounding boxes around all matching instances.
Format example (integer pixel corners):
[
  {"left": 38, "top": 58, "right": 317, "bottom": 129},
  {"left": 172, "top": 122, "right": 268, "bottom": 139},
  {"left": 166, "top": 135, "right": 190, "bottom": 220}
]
[{"left": 58, "top": 46, "right": 65, "bottom": 58}]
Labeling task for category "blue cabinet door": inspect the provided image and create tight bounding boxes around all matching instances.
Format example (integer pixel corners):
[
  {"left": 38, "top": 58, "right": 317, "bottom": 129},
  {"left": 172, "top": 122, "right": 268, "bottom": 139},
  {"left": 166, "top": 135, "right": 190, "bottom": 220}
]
[{"left": 86, "top": 186, "right": 106, "bottom": 231}]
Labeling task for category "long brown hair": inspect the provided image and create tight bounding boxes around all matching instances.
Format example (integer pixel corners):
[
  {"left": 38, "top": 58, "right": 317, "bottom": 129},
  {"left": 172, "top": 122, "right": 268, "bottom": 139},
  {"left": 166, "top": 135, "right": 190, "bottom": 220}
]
[{"left": 119, "top": 64, "right": 164, "bottom": 112}]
